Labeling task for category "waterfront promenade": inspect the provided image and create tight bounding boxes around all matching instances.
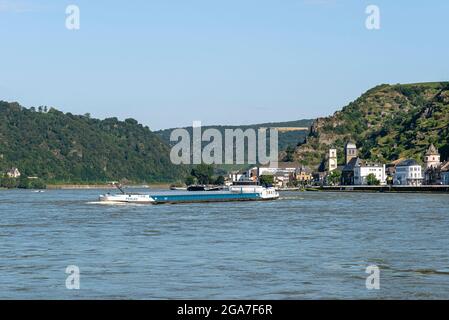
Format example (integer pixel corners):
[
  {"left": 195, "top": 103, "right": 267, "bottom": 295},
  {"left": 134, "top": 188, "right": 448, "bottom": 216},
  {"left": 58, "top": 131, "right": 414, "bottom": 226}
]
[{"left": 320, "top": 185, "right": 449, "bottom": 193}]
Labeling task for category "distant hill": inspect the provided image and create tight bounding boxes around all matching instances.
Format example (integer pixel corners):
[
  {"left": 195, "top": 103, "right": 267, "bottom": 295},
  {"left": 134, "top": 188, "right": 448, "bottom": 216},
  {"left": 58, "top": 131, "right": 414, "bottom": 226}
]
[
  {"left": 0, "top": 101, "right": 187, "bottom": 183},
  {"left": 4, "top": 81, "right": 445, "bottom": 182},
  {"left": 294, "top": 82, "right": 449, "bottom": 168},
  {"left": 155, "top": 119, "right": 314, "bottom": 152},
  {"left": 155, "top": 119, "right": 313, "bottom": 172}
]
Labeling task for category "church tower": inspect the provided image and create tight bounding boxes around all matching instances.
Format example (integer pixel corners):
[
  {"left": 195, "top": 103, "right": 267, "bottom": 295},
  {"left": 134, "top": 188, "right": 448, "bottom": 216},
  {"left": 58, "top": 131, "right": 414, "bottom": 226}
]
[
  {"left": 345, "top": 142, "right": 357, "bottom": 164},
  {"left": 328, "top": 148, "right": 337, "bottom": 172},
  {"left": 425, "top": 144, "right": 440, "bottom": 169}
]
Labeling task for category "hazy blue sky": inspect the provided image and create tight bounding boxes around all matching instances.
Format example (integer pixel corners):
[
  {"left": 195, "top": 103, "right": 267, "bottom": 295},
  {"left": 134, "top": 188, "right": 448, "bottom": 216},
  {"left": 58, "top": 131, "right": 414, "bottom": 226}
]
[{"left": 1, "top": 0, "right": 448, "bottom": 129}]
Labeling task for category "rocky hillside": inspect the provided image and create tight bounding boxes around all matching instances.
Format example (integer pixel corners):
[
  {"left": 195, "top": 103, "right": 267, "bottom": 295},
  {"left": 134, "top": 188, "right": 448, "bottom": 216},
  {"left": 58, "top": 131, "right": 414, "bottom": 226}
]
[{"left": 294, "top": 82, "right": 449, "bottom": 168}]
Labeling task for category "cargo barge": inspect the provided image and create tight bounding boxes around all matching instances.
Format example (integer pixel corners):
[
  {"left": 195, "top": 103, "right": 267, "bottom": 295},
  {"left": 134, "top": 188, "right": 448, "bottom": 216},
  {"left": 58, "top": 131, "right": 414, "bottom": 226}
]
[{"left": 99, "top": 185, "right": 279, "bottom": 204}]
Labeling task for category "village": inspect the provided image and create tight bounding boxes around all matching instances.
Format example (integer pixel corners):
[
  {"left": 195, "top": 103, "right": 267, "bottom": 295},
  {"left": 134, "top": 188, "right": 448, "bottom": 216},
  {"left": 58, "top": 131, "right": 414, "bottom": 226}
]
[
  {"left": 2, "top": 142, "right": 449, "bottom": 191},
  {"left": 228, "top": 143, "right": 449, "bottom": 189}
]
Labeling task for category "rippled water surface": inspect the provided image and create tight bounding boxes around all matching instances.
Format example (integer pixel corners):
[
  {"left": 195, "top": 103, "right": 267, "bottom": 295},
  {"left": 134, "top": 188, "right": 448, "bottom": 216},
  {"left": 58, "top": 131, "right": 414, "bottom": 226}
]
[{"left": 1, "top": 189, "right": 449, "bottom": 299}]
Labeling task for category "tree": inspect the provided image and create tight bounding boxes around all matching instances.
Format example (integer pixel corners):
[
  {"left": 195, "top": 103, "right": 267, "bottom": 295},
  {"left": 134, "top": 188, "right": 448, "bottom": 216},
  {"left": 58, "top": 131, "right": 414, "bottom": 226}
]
[
  {"left": 283, "top": 146, "right": 295, "bottom": 162},
  {"left": 30, "top": 179, "right": 47, "bottom": 189},
  {"left": 18, "top": 176, "right": 30, "bottom": 189},
  {"left": 327, "top": 170, "right": 342, "bottom": 186},
  {"left": 185, "top": 176, "right": 196, "bottom": 186},
  {"left": 0, "top": 177, "right": 18, "bottom": 189},
  {"left": 191, "top": 164, "right": 214, "bottom": 185},
  {"left": 259, "top": 174, "right": 274, "bottom": 186},
  {"left": 366, "top": 173, "right": 380, "bottom": 185},
  {"left": 0, "top": 100, "right": 187, "bottom": 184},
  {"left": 214, "top": 175, "right": 225, "bottom": 185}
]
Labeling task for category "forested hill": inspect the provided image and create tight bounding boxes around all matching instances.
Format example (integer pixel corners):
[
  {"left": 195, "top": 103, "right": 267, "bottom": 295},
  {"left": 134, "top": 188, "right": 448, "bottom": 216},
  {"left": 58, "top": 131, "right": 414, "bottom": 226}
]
[
  {"left": 155, "top": 119, "right": 314, "bottom": 152},
  {"left": 0, "top": 101, "right": 186, "bottom": 183},
  {"left": 294, "top": 82, "right": 449, "bottom": 168}
]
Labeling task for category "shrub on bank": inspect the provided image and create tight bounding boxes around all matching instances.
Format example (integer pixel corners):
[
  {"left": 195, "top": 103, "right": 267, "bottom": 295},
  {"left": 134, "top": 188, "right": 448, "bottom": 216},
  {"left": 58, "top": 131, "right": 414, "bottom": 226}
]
[{"left": 0, "top": 177, "right": 47, "bottom": 189}]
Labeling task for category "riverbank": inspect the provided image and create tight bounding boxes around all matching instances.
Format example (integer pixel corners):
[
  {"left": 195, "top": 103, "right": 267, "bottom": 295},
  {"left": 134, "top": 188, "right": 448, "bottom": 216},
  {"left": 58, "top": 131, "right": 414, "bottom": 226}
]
[
  {"left": 319, "top": 185, "right": 449, "bottom": 193},
  {"left": 46, "top": 183, "right": 171, "bottom": 190}
]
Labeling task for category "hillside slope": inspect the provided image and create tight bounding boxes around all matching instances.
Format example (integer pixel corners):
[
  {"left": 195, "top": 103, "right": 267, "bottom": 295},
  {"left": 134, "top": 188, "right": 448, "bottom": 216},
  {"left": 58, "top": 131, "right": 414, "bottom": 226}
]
[
  {"left": 295, "top": 82, "right": 449, "bottom": 168},
  {"left": 156, "top": 119, "right": 314, "bottom": 151},
  {"left": 0, "top": 101, "right": 186, "bottom": 183}
]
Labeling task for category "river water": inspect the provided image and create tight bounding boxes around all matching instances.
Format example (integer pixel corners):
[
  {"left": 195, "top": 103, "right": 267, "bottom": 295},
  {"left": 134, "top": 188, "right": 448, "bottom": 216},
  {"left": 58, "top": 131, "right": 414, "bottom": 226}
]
[{"left": 1, "top": 189, "right": 449, "bottom": 299}]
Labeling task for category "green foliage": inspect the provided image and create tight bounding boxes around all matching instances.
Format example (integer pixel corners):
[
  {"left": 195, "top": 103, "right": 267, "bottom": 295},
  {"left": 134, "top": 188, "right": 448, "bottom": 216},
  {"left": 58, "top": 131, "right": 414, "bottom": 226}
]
[
  {"left": 295, "top": 82, "right": 449, "bottom": 168},
  {"left": 214, "top": 175, "right": 225, "bottom": 185},
  {"left": 0, "top": 177, "right": 19, "bottom": 189},
  {"left": 0, "top": 101, "right": 187, "bottom": 183},
  {"left": 190, "top": 164, "right": 214, "bottom": 184},
  {"left": 366, "top": 173, "right": 380, "bottom": 185},
  {"left": 156, "top": 120, "right": 313, "bottom": 151},
  {"left": 283, "top": 145, "right": 295, "bottom": 162},
  {"left": 17, "top": 176, "right": 30, "bottom": 189},
  {"left": 155, "top": 119, "right": 313, "bottom": 171},
  {"left": 30, "top": 180, "right": 47, "bottom": 189},
  {"left": 186, "top": 165, "right": 224, "bottom": 185},
  {"left": 327, "top": 170, "right": 341, "bottom": 186},
  {"left": 185, "top": 176, "right": 196, "bottom": 186},
  {"left": 16, "top": 176, "right": 47, "bottom": 189},
  {"left": 259, "top": 174, "right": 274, "bottom": 186}
]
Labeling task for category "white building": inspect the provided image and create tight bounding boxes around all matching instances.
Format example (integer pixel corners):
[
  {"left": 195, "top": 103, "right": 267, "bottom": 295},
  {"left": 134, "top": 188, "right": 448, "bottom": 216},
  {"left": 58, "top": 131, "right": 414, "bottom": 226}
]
[
  {"left": 258, "top": 163, "right": 298, "bottom": 176},
  {"left": 229, "top": 167, "right": 258, "bottom": 183},
  {"left": 353, "top": 161, "right": 386, "bottom": 185},
  {"left": 328, "top": 148, "right": 337, "bottom": 172},
  {"left": 229, "top": 172, "right": 251, "bottom": 183},
  {"left": 258, "top": 163, "right": 300, "bottom": 188},
  {"left": 6, "top": 167, "right": 21, "bottom": 178},
  {"left": 393, "top": 159, "right": 423, "bottom": 186},
  {"left": 229, "top": 172, "right": 245, "bottom": 182}
]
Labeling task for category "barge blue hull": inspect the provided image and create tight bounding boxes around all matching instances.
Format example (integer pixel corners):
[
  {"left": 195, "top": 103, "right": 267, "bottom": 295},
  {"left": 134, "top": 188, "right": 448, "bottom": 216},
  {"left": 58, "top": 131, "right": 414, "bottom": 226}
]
[{"left": 150, "top": 192, "right": 265, "bottom": 204}]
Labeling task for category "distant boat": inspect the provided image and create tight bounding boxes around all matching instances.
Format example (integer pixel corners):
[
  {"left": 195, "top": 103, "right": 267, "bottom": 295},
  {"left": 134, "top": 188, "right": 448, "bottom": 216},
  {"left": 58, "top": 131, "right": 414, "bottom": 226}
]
[
  {"left": 99, "top": 184, "right": 279, "bottom": 204},
  {"left": 170, "top": 186, "right": 187, "bottom": 191},
  {"left": 186, "top": 185, "right": 224, "bottom": 191}
]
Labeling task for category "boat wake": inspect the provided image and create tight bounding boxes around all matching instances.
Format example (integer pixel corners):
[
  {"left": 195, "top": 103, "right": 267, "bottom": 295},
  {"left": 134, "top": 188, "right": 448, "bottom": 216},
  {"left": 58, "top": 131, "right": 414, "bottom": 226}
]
[
  {"left": 86, "top": 201, "right": 145, "bottom": 206},
  {"left": 279, "top": 196, "right": 305, "bottom": 200}
]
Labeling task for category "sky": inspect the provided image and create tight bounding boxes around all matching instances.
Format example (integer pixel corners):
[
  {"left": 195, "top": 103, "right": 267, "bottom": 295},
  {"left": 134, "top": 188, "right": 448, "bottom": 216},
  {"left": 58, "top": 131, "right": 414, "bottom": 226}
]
[{"left": 0, "top": 0, "right": 448, "bottom": 130}]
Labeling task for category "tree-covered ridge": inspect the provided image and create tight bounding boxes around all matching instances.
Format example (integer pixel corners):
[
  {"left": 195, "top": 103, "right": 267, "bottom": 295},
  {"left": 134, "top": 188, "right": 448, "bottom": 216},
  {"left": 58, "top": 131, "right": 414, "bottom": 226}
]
[
  {"left": 155, "top": 119, "right": 314, "bottom": 152},
  {"left": 294, "top": 82, "right": 449, "bottom": 168},
  {"left": 0, "top": 101, "right": 187, "bottom": 183},
  {"left": 155, "top": 119, "right": 313, "bottom": 172}
]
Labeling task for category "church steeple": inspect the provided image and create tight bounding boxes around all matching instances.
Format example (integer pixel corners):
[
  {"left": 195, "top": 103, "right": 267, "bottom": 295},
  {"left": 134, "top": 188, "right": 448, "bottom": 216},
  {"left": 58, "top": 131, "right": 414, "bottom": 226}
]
[
  {"left": 425, "top": 144, "right": 440, "bottom": 169},
  {"left": 345, "top": 142, "right": 357, "bottom": 164}
]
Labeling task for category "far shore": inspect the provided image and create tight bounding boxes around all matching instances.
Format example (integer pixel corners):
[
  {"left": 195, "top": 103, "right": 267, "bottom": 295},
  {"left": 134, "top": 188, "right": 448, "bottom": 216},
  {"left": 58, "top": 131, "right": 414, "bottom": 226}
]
[
  {"left": 46, "top": 183, "right": 172, "bottom": 190},
  {"left": 319, "top": 185, "right": 449, "bottom": 193}
]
